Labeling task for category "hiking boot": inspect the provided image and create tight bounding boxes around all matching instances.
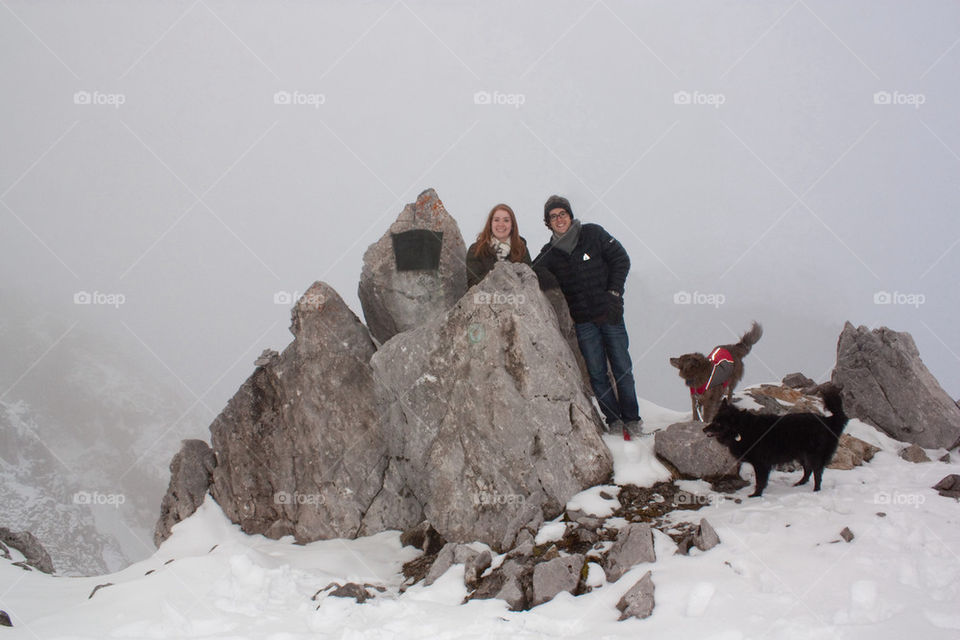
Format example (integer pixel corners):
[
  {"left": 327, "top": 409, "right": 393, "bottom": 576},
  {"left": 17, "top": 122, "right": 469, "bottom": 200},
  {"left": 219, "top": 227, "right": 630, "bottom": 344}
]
[
  {"left": 624, "top": 419, "right": 643, "bottom": 438},
  {"left": 607, "top": 419, "right": 625, "bottom": 435}
]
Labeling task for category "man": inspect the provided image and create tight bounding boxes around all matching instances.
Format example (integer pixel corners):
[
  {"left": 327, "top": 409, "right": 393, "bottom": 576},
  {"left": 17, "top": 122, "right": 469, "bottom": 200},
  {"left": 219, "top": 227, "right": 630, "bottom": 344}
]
[{"left": 533, "top": 195, "right": 642, "bottom": 438}]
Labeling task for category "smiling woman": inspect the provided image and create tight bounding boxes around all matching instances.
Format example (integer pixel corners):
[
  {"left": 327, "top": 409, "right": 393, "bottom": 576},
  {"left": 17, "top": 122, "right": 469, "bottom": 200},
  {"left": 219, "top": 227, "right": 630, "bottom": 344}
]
[{"left": 465, "top": 203, "right": 532, "bottom": 287}]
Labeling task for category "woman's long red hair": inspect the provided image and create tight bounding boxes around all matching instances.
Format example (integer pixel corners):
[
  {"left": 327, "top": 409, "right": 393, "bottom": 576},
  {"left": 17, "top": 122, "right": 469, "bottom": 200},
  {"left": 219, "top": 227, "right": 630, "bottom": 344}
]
[{"left": 473, "top": 204, "right": 527, "bottom": 262}]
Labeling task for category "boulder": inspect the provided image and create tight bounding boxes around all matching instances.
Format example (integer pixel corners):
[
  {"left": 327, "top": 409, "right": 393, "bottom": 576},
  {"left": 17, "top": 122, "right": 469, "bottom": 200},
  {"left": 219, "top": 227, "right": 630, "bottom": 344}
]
[
  {"left": 531, "top": 554, "right": 585, "bottom": 607},
  {"left": 832, "top": 323, "right": 960, "bottom": 449},
  {"left": 899, "top": 444, "right": 931, "bottom": 464},
  {"left": 932, "top": 475, "right": 960, "bottom": 499},
  {"left": 208, "top": 282, "right": 422, "bottom": 543},
  {"left": 399, "top": 521, "right": 446, "bottom": 555},
  {"left": 371, "top": 262, "right": 612, "bottom": 551},
  {"left": 782, "top": 372, "right": 816, "bottom": 390},
  {"left": 471, "top": 555, "right": 531, "bottom": 611},
  {"left": 654, "top": 422, "right": 740, "bottom": 479},
  {"left": 358, "top": 188, "right": 467, "bottom": 344},
  {"left": 694, "top": 518, "right": 721, "bottom": 551},
  {"left": 154, "top": 439, "right": 216, "bottom": 546},
  {"left": 616, "top": 570, "right": 655, "bottom": 620},
  {"left": 604, "top": 523, "right": 655, "bottom": 583},
  {"left": 0, "top": 528, "right": 53, "bottom": 574},
  {"left": 828, "top": 435, "right": 881, "bottom": 470}
]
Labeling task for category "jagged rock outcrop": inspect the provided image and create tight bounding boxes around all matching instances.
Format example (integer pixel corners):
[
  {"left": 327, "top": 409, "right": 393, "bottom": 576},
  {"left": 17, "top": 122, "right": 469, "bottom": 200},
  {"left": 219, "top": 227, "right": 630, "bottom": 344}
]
[
  {"left": 359, "top": 188, "right": 467, "bottom": 344},
  {"left": 832, "top": 323, "right": 960, "bottom": 449},
  {"left": 0, "top": 527, "right": 54, "bottom": 574},
  {"left": 654, "top": 422, "right": 740, "bottom": 479},
  {"left": 208, "top": 282, "right": 422, "bottom": 543},
  {"left": 604, "top": 523, "right": 655, "bottom": 583},
  {"left": 154, "top": 439, "right": 216, "bottom": 546},
  {"left": 371, "top": 262, "right": 613, "bottom": 551}
]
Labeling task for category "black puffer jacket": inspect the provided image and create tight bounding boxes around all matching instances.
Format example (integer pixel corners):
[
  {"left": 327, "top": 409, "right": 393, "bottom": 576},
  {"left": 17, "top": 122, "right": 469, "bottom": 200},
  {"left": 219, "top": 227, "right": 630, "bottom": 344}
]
[{"left": 532, "top": 223, "right": 630, "bottom": 323}]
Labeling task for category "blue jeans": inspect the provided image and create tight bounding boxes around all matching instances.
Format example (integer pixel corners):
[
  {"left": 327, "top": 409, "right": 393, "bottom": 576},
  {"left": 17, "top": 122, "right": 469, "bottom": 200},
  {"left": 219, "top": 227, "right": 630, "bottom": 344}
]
[{"left": 574, "top": 320, "right": 641, "bottom": 425}]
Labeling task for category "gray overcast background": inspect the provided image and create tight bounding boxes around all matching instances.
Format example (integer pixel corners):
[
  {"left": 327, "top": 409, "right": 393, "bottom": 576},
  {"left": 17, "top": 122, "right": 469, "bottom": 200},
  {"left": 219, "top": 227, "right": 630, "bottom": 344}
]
[{"left": 2, "top": 1, "right": 959, "bottom": 565}]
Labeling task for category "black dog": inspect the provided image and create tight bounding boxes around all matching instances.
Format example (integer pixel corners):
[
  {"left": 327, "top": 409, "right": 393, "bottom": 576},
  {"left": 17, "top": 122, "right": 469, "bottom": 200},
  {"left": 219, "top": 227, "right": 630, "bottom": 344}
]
[{"left": 702, "top": 385, "right": 848, "bottom": 497}]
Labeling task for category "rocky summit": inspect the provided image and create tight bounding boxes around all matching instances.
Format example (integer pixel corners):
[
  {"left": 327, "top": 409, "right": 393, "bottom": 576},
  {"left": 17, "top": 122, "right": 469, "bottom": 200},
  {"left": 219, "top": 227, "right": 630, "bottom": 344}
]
[
  {"left": 371, "top": 261, "right": 613, "bottom": 551},
  {"left": 358, "top": 188, "right": 467, "bottom": 345}
]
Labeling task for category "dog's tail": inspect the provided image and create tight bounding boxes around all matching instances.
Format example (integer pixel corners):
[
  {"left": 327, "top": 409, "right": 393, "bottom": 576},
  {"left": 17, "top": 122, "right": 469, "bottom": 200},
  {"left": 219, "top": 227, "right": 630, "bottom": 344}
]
[
  {"left": 729, "top": 321, "right": 763, "bottom": 358},
  {"left": 819, "top": 384, "right": 848, "bottom": 435}
]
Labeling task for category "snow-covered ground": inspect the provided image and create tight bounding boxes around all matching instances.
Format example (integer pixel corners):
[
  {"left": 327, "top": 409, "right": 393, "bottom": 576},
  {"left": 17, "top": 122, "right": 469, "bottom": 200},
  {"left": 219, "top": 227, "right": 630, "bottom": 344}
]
[{"left": 2, "top": 396, "right": 959, "bottom": 639}]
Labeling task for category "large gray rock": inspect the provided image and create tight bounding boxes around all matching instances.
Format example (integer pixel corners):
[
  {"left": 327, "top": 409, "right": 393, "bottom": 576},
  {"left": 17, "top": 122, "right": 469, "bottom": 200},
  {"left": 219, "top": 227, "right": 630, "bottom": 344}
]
[
  {"left": 424, "top": 542, "right": 481, "bottom": 586},
  {"left": 604, "top": 523, "right": 655, "bottom": 583},
  {"left": 0, "top": 528, "right": 53, "bottom": 574},
  {"left": 832, "top": 323, "right": 960, "bottom": 449},
  {"left": 154, "top": 439, "right": 216, "bottom": 546},
  {"left": 208, "top": 282, "right": 422, "bottom": 543},
  {"left": 371, "top": 262, "right": 612, "bottom": 551},
  {"left": 654, "top": 421, "right": 740, "bottom": 478},
  {"left": 358, "top": 188, "right": 467, "bottom": 344}
]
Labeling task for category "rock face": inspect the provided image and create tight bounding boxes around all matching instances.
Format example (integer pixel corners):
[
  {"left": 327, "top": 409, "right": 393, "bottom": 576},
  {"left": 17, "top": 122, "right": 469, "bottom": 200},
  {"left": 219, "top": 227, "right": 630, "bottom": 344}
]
[
  {"left": 0, "top": 527, "right": 54, "bottom": 574},
  {"left": 371, "top": 262, "right": 613, "bottom": 551},
  {"left": 154, "top": 440, "right": 216, "bottom": 546},
  {"left": 358, "top": 188, "right": 467, "bottom": 344},
  {"left": 832, "top": 323, "right": 960, "bottom": 449},
  {"left": 208, "top": 282, "right": 422, "bottom": 543},
  {"left": 654, "top": 422, "right": 740, "bottom": 479}
]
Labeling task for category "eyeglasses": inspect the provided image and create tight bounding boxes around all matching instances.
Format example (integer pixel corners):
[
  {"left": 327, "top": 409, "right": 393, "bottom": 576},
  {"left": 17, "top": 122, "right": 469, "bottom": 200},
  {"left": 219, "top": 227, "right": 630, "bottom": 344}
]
[{"left": 548, "top": 211, "right": 569, "bottom": 222}]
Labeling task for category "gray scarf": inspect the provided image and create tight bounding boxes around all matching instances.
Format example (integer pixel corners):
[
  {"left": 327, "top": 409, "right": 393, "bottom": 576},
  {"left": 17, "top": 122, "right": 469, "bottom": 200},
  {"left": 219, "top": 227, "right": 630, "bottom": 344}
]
[{"left": 550, "top": 219, "right": 582, "bottom": 254}]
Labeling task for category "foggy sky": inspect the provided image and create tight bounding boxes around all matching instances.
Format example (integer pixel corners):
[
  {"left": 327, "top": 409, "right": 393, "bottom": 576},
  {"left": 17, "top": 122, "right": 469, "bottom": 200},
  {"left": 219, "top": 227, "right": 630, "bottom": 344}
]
[{"left": 3, "top": 0, "right": 959, "bottom": 435}]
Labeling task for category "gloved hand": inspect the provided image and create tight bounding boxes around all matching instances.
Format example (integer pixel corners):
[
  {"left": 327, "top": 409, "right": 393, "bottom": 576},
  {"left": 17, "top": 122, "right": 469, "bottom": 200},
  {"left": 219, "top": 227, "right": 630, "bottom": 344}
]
[{"left": 605, "top": 290, "right": 624, "bottom": 324}]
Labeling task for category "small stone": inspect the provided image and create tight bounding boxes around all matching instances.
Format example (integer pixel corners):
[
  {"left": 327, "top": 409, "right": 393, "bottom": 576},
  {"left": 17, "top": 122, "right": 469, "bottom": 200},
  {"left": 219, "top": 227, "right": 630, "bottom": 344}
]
[
  {"left": 840, "top": 527, "right": 854, "bottom": 543},
  {"left": 0, "top": 610, "right": 11, "bottom": 627},
  {"left": 695, "top": 519, "right": 721, "bottom": 551},
  {"left": 900, "top": 444, "right": 931, "bottom": 463},
  {"left": 464, "top": 550, "right": 492, "bottom": 591},
  {"left": 329, "top": 583, "right": 373, "bottom": 603},
  {"left": 616, "top": 570, "right": 655, "bottom": 620},
  {"left": 531, "top": 555, "right": 585, "bottom": 607},
  {"left": 604, "top": 524, "right": 656, "bottom": 583},
  {"left": 933, "top": 474, "right": 960, "bottom": 499},
  {"left": 939, "top": 453, "right": 951, "bottom": 463},
  {"left": 782, "top": 372, "right": 815, "bottom": 389}
]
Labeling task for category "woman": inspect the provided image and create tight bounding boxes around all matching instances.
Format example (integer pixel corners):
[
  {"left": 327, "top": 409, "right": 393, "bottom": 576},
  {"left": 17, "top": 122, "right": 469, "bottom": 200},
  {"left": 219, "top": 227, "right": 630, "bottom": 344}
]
[{"left": 465, "top": 204, "right": 532, "bottom": 287}]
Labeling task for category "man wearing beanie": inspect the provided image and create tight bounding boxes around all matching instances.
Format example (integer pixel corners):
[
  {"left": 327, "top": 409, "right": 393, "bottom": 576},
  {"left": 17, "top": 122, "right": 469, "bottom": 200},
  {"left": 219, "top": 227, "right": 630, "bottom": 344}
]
[{"left": 532, "top": 195, "right": 642, "bottom": 438}]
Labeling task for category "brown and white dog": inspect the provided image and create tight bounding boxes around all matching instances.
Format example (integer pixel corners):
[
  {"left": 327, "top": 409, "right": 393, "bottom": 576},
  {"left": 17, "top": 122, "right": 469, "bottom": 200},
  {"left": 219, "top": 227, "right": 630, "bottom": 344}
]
[{"left": 669, "top": 322, "right": 763, "bottom": 422}]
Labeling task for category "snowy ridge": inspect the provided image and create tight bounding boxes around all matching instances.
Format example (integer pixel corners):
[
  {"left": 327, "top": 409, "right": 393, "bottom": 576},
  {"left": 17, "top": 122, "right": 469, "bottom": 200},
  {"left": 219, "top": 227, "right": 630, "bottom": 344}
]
[{"left": 2, "top": 393, "right": 959, "bottom": 639}]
